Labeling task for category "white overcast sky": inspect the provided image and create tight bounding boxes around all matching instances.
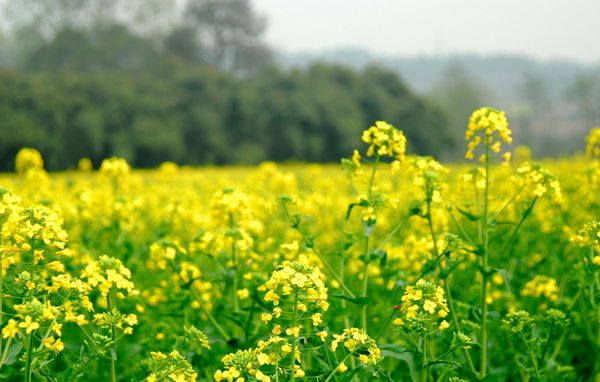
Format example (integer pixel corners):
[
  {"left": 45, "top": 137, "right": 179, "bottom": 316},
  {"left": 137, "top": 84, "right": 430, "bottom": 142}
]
[{"left": 252, "top": 0, "right": 600, "bottom": 65}]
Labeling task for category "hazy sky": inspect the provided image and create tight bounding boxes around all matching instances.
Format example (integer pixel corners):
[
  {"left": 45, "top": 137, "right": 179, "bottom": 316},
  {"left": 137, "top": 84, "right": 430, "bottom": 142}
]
[{"left": 252, "top": 0, "right": 600, "bottom": 65}]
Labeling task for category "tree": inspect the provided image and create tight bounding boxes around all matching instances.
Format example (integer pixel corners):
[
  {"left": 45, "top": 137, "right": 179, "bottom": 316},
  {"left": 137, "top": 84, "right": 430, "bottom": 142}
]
[
  {"left": 184, "top": 0, "right": 272, "bottom": 75},
  {"left": 518, "top": 72, "right": 552, "bottom": 150},
  {"left": 0, "top": 0, "right": 177, "bottom": 69},
  {"left": 566, "top": 73, "right": 600, "bottom": 128}
]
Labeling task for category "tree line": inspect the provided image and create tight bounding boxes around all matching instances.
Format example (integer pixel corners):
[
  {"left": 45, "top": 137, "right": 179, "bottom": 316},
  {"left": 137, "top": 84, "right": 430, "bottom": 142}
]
[{"left": 0, "top": 64, "right": 453, "bottom": 171}]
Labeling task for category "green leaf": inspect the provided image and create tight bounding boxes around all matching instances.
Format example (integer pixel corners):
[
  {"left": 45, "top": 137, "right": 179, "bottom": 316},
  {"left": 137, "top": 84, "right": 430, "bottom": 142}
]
[
  {"left": 4, "top": 342, "right": 23, "bottom": 365},
  {"left": 362, "top": 219, "right": 376, "bottom": 237},
  {"left": 0, "top": 364, "right": 11, "bottom": 378},
  {"left": 330, "top": 294, "right": 370, "bottom": 305},
  {"left": 379, "top": 344, "right": 418, "bottom": 382},
  {"left": 424, "top": 359, "right": 463, "bottom": 368},
  {"left": 496, "top": 268, "right": 512, "bottom": 294},
  {"left": 456, "top": 206, "right": 481, "bottom": 221}
]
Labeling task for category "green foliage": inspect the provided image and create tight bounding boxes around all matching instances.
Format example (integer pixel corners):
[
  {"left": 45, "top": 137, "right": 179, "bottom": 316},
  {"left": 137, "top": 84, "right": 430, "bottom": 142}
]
[{"left": 0, "top": 65, "right": 453, "bottom": 170}]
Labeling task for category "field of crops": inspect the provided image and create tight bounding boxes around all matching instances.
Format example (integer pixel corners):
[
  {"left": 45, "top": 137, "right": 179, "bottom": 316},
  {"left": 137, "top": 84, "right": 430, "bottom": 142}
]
[{"left": 2, "top": 108, "right": 600, "bottom": 382}]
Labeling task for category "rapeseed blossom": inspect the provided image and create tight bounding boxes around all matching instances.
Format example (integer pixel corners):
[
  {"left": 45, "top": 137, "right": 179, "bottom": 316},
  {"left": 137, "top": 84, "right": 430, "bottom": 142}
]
[
  {"left": 362, "top": 120, "right": 407, "bottom": 163},
  {"left": 99, "top": 156, "right": 131, "bottom": 180},
  {"left": 520, "top": 275, "right": 559, "bottom": 302},
  {"left": 264, "top": 261, "right": 329, "bottom": 315},
  {"left": 516, "top": 162, "right": 562, "bottom": 200},
  {"left": 585, "top": 127, "right": 600, "bottom": 159},
  {"left": 81, "top": 255, "right": 137, "bottom": 297},
  {"left": 395, "top": 281, "right": 450, "bottom": 334},
  {"left": 465, "top": 107, "right": 512, "bottom": 161},
  {"left": 15, "top": 147, "right": 44, "bottom": 174},
  {"left": 330, "top": 327, "right": 383, "bottom": 367}
]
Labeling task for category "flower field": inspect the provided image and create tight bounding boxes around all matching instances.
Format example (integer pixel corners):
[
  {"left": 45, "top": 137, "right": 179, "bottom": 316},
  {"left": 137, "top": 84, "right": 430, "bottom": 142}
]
[{"left": 2, "top": 108, "right": 600, "bottom": 381}]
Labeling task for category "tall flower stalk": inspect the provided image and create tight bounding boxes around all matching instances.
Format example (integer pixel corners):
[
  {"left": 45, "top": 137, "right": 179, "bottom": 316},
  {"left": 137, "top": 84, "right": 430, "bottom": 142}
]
[{"left": 464, "top": 107, "right": 512, "bottom": 378}]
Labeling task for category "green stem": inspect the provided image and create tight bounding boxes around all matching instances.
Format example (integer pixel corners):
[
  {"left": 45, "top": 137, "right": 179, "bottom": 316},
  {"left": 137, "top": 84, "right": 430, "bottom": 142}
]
[
  {"left": 0, "top": 337, "right": 12, "bottom": 369},
  {"left": 109, "top": 299, "right": 117, "bottom": 382},
  {"left": 68, "top": 356, "right": 95, "bottom": 382},
  {"left": 446, "top": 205, "right": 477, "bottom": 249},
  {"left": 338, "top": 250, "right": 357, "bottom": 374},
  {"left": 190, "top": 289, "right": 231, "bottom": 342},
  {"left": 489, "top": 184, "right": 527, "bottom": 224},
  {"left": 229, "top": 213, "right": 240, "bottom": 316},
  {"left": 421, "top": 335, "right": 429, "bottom": 382},
  {"left": 528, "top": 348, "right": 542, "bottom": 379},
  {"left": 232, "top": 241, "right": 240, "bottom": 314},
  {"left": 374, "top": 307, "right": 395, "bottom": 342},
  {"left": 367, "top": 155, "right": 380, "bottom": 192},
  {"left": 24, "top": 331, "right": 35, "bottom": 382},
  {"left": 323, "top": 351, "right": 354, "bottom": 382},
  {"left": 359, "top": 155, "right": 379, "bottom": 332},
  {"left": 549, "top": 329, "right": 569, "bottom": 361},
  {"left": 360, "top": 235, "right": 371, "bottom": 332},
  {"left": 479, "top": 140, "right": 492, "bottom": 380},
  {"left": 321, "top": 343, "right": 339, "bottom": 382},
  {"left": 290, "top": 290, "right": 299, "bottom": 382},
  {"left": 498, "top": 198, "right": 538, "bottom": 261}
]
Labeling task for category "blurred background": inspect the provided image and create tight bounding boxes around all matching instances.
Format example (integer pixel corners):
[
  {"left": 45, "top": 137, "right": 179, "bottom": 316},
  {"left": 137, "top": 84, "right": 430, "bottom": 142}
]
[{"left": 0, "top": 0, "right": 598, "bottom": 171}]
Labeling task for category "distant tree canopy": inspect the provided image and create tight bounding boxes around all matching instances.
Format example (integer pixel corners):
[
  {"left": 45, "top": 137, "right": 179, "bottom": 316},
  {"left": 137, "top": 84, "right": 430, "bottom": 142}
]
[
  {"left": 0, "top": 0, "right": 455, "bottom": 170},
  {"left": 0, "top": 0, "right": 273, "bottom": 76},
  {"left": 0, "top": 64, "right": 454, "bottom": 171}
]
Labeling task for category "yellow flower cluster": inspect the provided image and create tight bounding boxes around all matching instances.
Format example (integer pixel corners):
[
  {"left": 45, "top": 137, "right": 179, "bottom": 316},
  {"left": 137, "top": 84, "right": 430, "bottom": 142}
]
[
  {"left": 148, "top": 240, "right": 187, "bottom": 271},
  {"left": 94, "top": 309, "right": 138, "bottom": 334},
  {"left": 341, "top": 149, "right": 364, "bottom": 177},
  {"left": 571, "top": 221, "right": 600, "bottom": 248},
  {"left": 81, "top": 255, "right": 137, "bottom": 297},
  {"left": 516, "top": 162, "right": 562, "bottom": 199},
  {"left": 77, "top": 157, "right": 93, "bottom": 171},
  {"left": 3, "top": 298, "right": 59, "bottom": 339},
  {"left": 330, "top": 328, "right": 383, "bottom": 367},
  {"left": 214, "top": 349, "right": 271, "bottom": 382},
  {"left": 264, "top": 261, "right": 329, "bottom": 313},
  {"left": 99, "top": 156, "right": 131, "bottom": 180},
  {"left": 1, "top": 207, "right": 68, "bottom": 269},
  {"left": 585, "top": 127, "right": 600, "bottom": 159},
  {"left": 181, "top": 325, "right": 211, "bottom": 351},
  {"left": 395, "top": 281, "right": 450, "bottom": 333},
  {"left": 0, "top": 187, "right": 22, "bottom": 218},
  {"left": 145, "top": 350, "right": 197, "bottom": 382},
  {"left": 361, "top": 120, "right": 407, "bottom": 162},
  {"left": 15, "top": 147, "right": 44, "bottom": 174},
  {"left": 520, "top": 275, "right": 559, "bottom": 302},
  {"left": 410, "top": 156, "right": 448, "bottom": 203},
  {"left": 465, "top": 107, "right": 512, "bottom": 161},
  {"left": 211, "top": 188, "right": 253, "bottom": 227}
]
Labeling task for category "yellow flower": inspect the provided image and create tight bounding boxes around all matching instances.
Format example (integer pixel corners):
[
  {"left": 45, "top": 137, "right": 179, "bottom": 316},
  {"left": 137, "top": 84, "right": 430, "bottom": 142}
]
[
  {"left": 316, "top": 331, "right": 328, "bottom": 341},
  {"left": 18, "top": 316, "right": 40, "bottom": 333},
  {"left": 42, "top": 337, "right": 64, "bottom": 352},
  {"left": 465, "top": 107, "right": 512, "bottom": 160},
  {"left": 2, "top": 319, "right": 19, "bottom": 338},
  {"left": 286, "top": 326, "right": 302, "bottom": 337},
  {"left": 311, "top": 313, "right": 322, "bottom": 326},
  {"left": 337, "top": 362, "right": 348, "bottom": 372}
]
